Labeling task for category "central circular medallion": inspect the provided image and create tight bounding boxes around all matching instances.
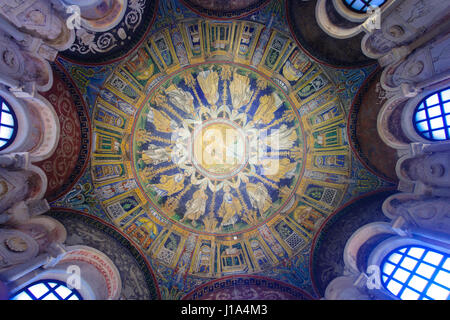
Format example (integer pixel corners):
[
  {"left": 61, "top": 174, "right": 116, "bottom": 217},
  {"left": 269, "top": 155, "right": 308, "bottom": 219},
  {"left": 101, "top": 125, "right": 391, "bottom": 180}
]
[{"left": 191, "top": 118, "right": 248, "bottom": 180}]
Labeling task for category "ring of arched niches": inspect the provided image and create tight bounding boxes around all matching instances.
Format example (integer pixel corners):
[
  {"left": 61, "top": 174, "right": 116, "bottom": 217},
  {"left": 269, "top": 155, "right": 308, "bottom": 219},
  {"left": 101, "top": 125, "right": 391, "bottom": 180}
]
[{"left": 90, "top": 19, "right": 353, "bottom": 277}]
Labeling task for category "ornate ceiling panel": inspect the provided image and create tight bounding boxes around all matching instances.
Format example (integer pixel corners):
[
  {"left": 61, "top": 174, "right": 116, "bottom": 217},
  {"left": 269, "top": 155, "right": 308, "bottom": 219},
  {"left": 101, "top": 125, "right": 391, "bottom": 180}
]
[
  {"left": 59, "top": 0, "right": 159, "bottom": 64},
  {"left": 49, "top": 0, "right": 396, "bottom": 299},
  {"left": 88, "top": 18, "right": 357, "bottom": 280},
  {"left": 310, "top": 190, "right": 394, "bottom": 296},
  {"left": 286, "top": 0, "right": 375, "bottom": 68},
  {"left": 35, "top": 62, "right": 90, "bottom": 202},
  {"left": 348, "top": 69, "right": 399, "bottom": 182}
]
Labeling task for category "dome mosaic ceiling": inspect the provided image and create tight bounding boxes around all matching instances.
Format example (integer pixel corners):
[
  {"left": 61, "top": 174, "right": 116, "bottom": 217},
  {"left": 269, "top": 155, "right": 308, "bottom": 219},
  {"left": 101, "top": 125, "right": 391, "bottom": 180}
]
[
  {"left": 132, "top": 62, "right": 305, "bottom": 237},
  {"left": 48, "top": 0, "right": 395, "bottom": 299}
]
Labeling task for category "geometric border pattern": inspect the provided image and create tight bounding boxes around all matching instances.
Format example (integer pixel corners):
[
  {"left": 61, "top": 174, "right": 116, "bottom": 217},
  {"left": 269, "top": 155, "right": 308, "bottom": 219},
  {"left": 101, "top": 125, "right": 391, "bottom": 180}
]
[{"left": 45, "top": 61, "right": 91, "bottom": 202}]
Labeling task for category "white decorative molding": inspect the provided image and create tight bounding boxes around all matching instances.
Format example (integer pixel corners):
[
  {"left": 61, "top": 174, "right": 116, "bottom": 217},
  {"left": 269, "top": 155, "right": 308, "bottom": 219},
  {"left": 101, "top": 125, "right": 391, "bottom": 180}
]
[{"left": 315, "top": 0, "right": 364, "bottom": 39}]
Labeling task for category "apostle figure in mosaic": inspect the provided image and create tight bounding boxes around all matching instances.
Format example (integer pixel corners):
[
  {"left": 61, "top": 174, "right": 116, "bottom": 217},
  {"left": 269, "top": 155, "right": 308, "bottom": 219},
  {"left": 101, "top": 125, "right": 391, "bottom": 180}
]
[
  {"left": 229, "top": 71, "right": 252, "bottom": 110},
  {"left": 181, "top": 184, "right": 208, "bottom": 227},
  {"left": 218, "top": 185, "right": 242, "bottom": 228},
  {"left": 152, "top": 172, "right": 187, "bottom": 197},
  {"left": 197, "top": 69, "right": 219, "bottom": 107},
  {"left": 246, "top": 181, "right": 271, "bottom": 214},
  {"left": 165, "top": 84, "right": 195, "bottom": 115}
]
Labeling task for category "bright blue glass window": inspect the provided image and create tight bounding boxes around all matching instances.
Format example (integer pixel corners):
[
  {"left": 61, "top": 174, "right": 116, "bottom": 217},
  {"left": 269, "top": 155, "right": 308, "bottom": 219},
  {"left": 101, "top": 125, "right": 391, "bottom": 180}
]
[
  {"left": 343, "top": 0, "right": 387, "bottom": 13},
  {"left": 0, "top": 96, "right": 17, "bottom": 151},
  {"left": 413, "top": 88, "right": 450, "bottom": 141},
  {"left": 381, "top": 246, "right": 450, "bottom": 300},
  {"left": 10, "top": 280, "right": 82, "bottom": 300}
]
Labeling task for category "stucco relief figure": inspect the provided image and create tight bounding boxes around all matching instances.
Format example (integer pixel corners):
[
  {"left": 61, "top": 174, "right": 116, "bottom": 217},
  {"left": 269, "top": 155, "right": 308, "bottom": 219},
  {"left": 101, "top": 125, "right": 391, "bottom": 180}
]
[
  {"left": 399, "top": 151, "right": 450, "bottom": 197},
  {"left": 2, "top": 49, "right": 19, "bottom": 71},
  {"left": 0, "top": 153, "right": 30, "bottom": 170},
  {"left": 363, "top": 30, "right": 397, "bottom": 57},
  {"left": 404, "top": 0, "right": 428, "bottom": 24},
  {"left": 0, "top": 229, "right": 40, "bottom": 268},
  {"left": 384, "top": 194, "right": 450, "bottom": 236},
  {"left": 388, "top": 33, "right": 450, "bottom": 88},
  {"left": 18, "top": 4, "right": 65, "bottom": 41},
  {"left": 0, "top": 33, "right": 50, "bottom": 88},
  {"left": 78, "top": 0, "right": 115, "bottom": 20},
  {"left": 0, "top": 170, "right": 36, "bottom": 214},
  {"left": 25, "top": 9, "right": 46, "bottom": 26}
]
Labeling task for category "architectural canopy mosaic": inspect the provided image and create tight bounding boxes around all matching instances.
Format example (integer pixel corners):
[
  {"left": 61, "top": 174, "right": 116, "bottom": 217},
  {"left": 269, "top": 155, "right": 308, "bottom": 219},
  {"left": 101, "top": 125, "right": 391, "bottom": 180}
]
[{"left": 90, "top": 18, "right": 352, "bottom": 278}]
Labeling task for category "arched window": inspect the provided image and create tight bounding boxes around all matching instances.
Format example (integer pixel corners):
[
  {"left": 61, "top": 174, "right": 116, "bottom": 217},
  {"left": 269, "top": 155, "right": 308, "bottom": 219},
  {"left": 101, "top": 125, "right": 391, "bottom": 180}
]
[
  {"left": 413, "top": 87, "right": 450, "bottom": 141},
  {"left": 0, "top": 96, "right": 18, "bottom": 151},
  {"left": 381, "top": 245, "right": 450, "bottom": 300},
  {"left": 10, "top": 279, "right": 83, "bottom": 300},
  {"left": 343, "top": 0, "right": 387, "bottom": 13}
]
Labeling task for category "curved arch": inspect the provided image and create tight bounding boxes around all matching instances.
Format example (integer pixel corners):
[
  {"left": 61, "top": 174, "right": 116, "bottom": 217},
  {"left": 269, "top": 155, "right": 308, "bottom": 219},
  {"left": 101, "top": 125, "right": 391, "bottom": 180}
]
[
  {"left": 26, "top": 94, "right": 60, "bottom": 163},
  {"left": 27, "top": 164, "right": 48, "bottom": 201},
  {"left": 316, "top": 0, "right": 364, "bottom": 40},
  {"left": 343, "top": 221, "right": 396, "bottom": 274},
  {"left": 377, "top": 94, "right": 411, "bottom": 150}
]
